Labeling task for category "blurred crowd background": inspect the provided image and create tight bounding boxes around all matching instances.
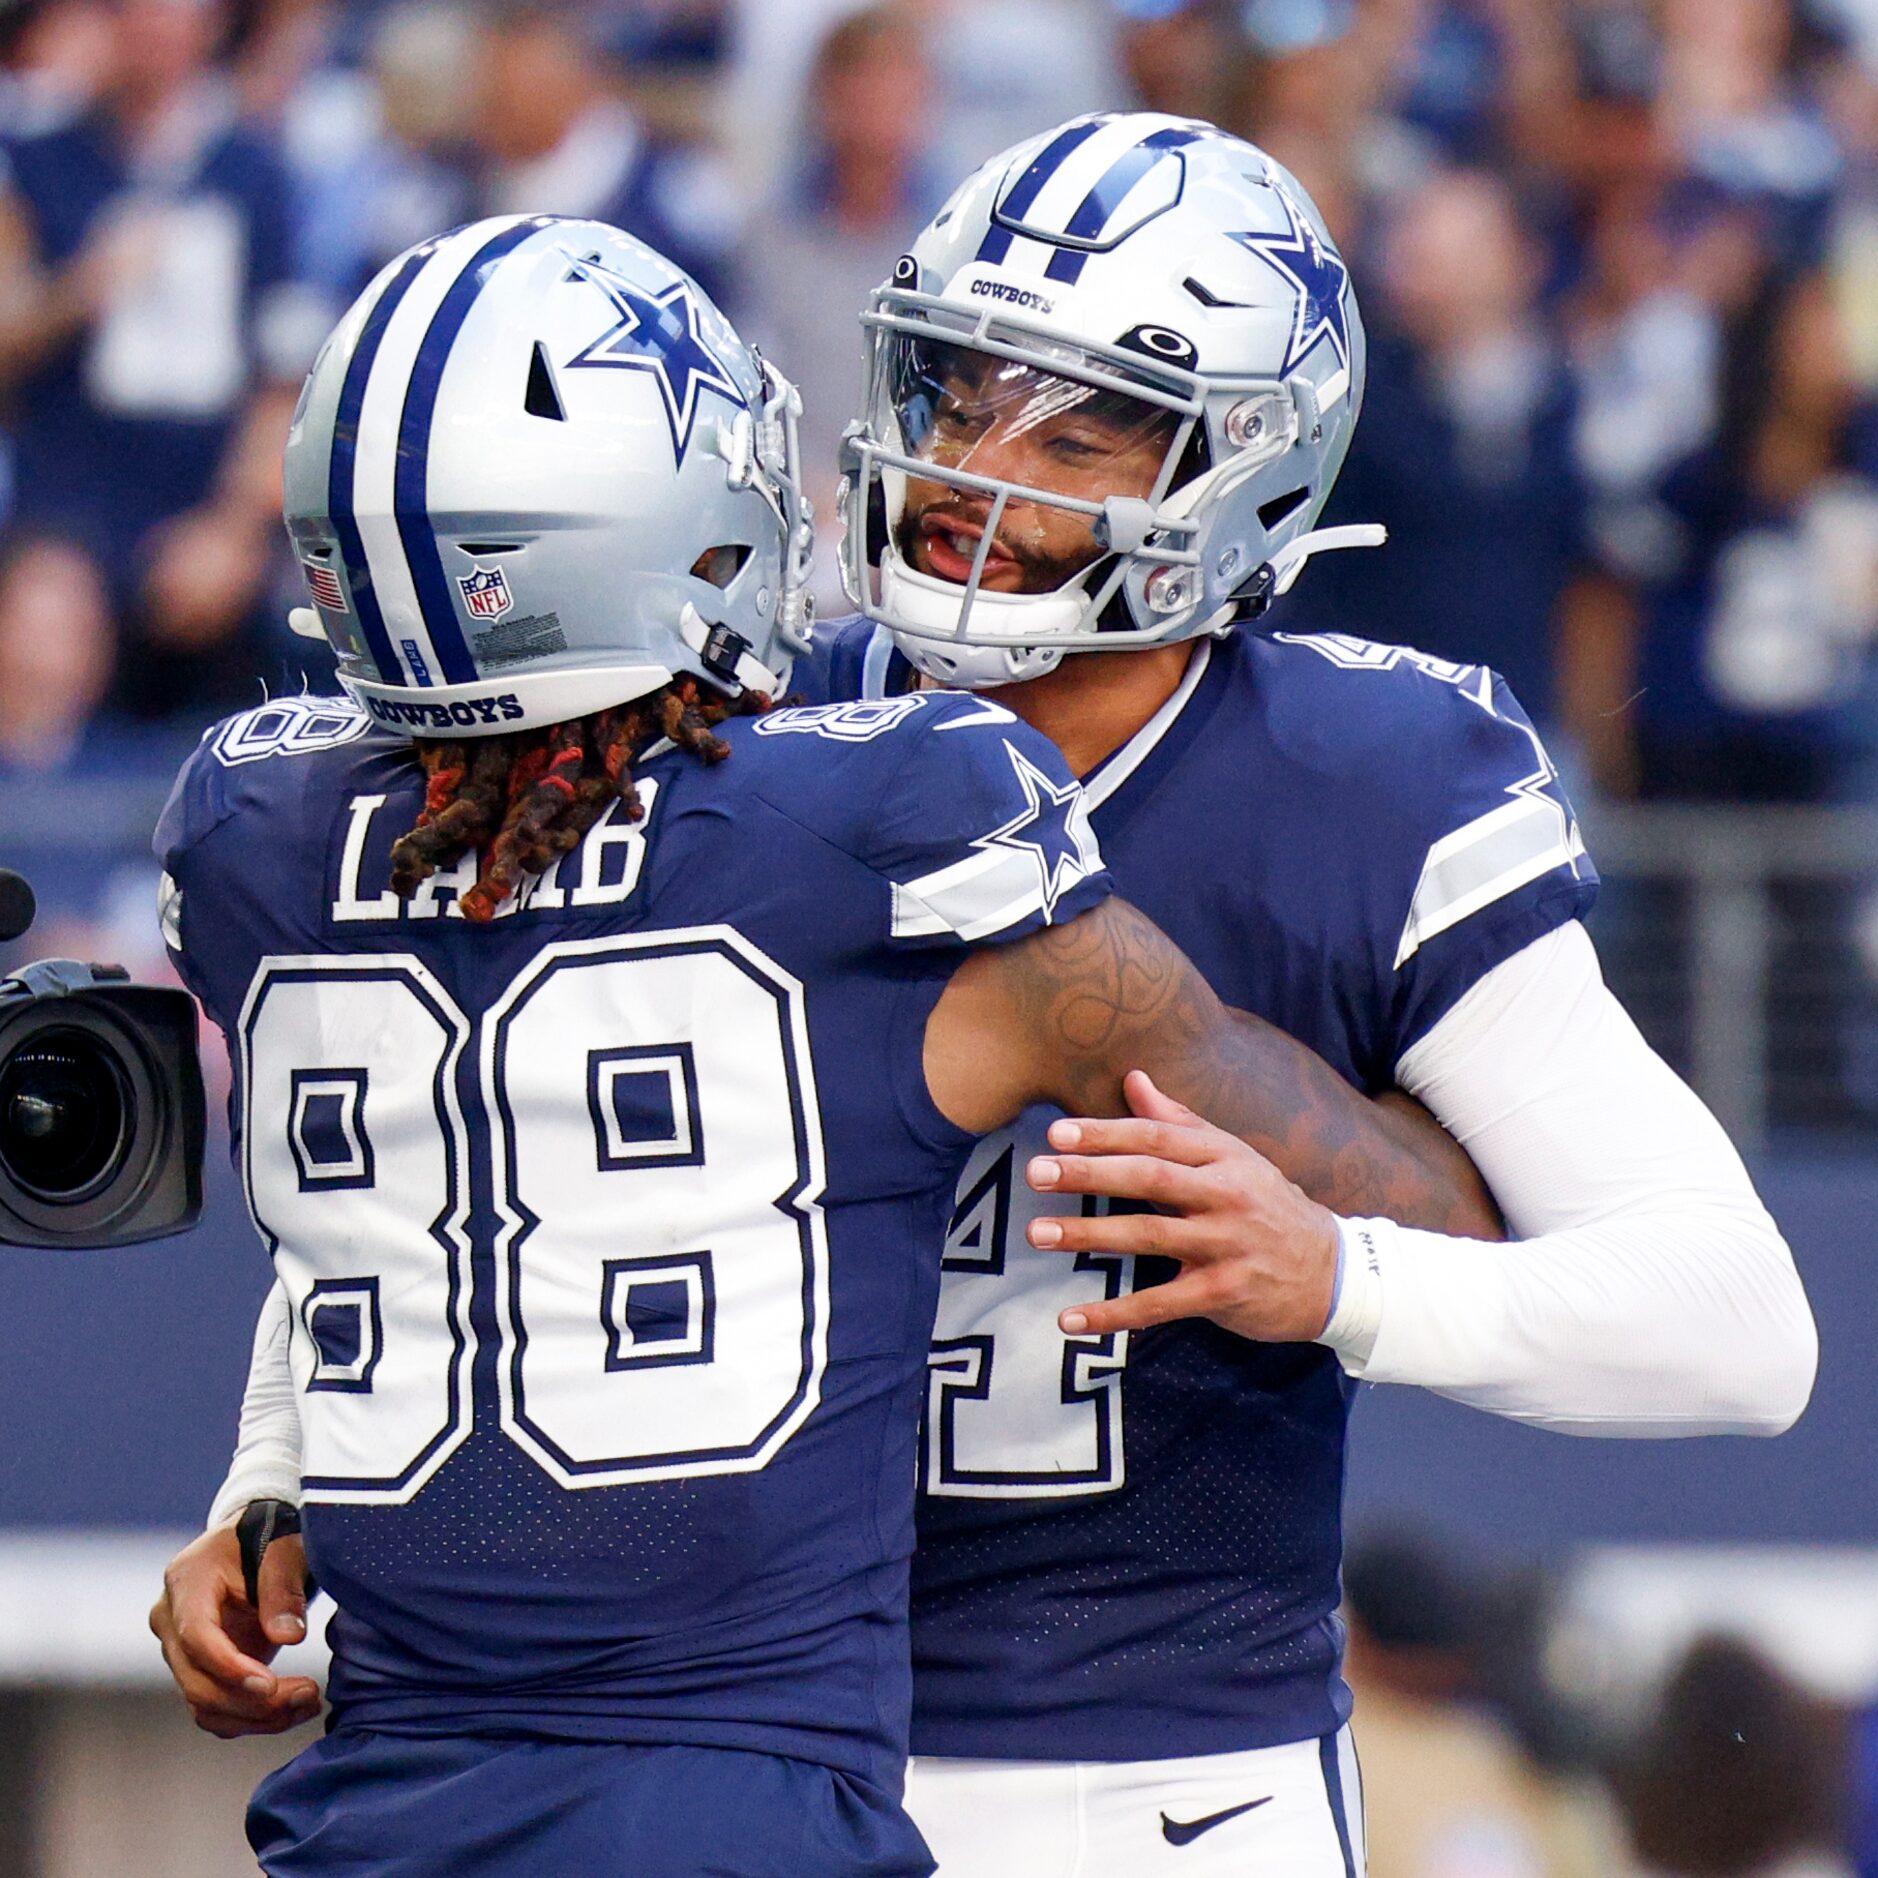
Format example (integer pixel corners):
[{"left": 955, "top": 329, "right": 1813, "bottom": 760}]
[
  {"left": 1, "top": 1, "right": 1877, "bottom": 1874},
  {"left": 10, "top": 0, "right": 1878, "bottom": 807}
]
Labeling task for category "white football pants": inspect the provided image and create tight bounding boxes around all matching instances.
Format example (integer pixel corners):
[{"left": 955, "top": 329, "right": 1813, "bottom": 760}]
[{"left": 905, "top": 1729, "right": 1365, "bottom": 1876}]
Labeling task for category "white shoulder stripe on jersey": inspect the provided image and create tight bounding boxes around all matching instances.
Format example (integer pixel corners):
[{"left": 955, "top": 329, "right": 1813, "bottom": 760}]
[
  {"left": 892, "top": 845, "right": 1055, "bottom": 942},
  {"left": 157, "top": 871, "right": 182, "bottom": 951},
  {"left": 350, "top": 217, "right": 537, "bottom": 689},
  {"left": 1394, "top": 794, "right": 1588, "bottom": 968}
]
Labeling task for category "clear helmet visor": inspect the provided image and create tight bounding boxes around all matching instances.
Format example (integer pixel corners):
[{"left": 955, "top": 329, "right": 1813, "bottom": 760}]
[{"left": 878, "top": 334, "right": 1194, "bottom": 603}]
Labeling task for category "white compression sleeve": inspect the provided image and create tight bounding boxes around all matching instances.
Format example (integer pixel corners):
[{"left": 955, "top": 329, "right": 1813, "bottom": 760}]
[
  {"left": 1318, "top": 920, "right": 1817, "bottom": 1436},
  {"left": 206, "top": 1279, "right": 304, "bottom": 1528}
]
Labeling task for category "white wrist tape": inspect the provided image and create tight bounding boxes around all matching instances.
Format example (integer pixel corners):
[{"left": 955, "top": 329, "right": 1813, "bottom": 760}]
[{"left": 1317, "top": 1216, "right": 1389, "bottom": 1368}]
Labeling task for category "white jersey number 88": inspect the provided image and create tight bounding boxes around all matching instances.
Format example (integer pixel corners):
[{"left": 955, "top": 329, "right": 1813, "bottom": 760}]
[{"left": 238, "top": 933, "right": 829, "bottom": 1505}]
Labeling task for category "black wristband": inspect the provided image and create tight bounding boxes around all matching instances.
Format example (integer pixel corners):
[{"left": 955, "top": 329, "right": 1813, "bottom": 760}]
[{"left": 236, "top": 1498, "right": 308, "bottom": 1608}]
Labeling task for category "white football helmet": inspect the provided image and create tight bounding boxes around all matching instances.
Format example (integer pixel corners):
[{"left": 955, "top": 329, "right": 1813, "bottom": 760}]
[
  {"left": 839, "top": 113, "right": 1382, "bottom": 688},
  {"left": 283, "top": 215, "right": 814, "bottom": 735}
]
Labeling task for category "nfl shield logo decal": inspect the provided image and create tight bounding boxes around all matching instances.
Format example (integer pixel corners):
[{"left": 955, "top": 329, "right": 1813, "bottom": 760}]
[{"left": 458, "top": 565, "right": 513, "bottom": 620}]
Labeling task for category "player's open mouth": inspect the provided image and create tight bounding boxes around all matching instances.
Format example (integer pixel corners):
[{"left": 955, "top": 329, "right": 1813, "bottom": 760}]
[{"left": 917, "top": 514, "right": 1020, "bottom": 587}]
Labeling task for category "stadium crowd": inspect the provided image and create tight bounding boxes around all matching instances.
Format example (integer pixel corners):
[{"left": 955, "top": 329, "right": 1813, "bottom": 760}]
[
  {"left": 4, "top": 0, "right": 1878, "bottom": 809},
  {"left": 0, "top": 2, "right": 1874, "bottom": 1873},
  {"left": 1340, "top": 1530, "right": 1865, "bottom": 1878},
  {"left": 5, "top": 0, "right": 1876, "bottom": 1114}
]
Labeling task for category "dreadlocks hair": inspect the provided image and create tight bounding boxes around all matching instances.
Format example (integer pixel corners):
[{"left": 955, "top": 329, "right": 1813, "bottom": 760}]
[{"left": 388, "top": 675, "right": 769, "bottom": 923}]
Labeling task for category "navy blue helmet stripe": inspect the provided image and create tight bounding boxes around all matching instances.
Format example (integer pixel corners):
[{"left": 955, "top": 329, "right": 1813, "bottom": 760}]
[
  {"left": 977, "top": 224, "right": 1014, "bottom": 266},
  {"left": 1061, "top": 125, "right": 1201, "bottom": 241},
  {"left": 329, "top": 244, "right": 434, "bottom": 686},
  {"left": 393, "top": 218, "right": 542, "bottom": 685},
  {"left": 1044, "top": 126, "right": 1203, "bottom": 285},
  {"left": 978, "top": 117, "right": 1104, "bottom": 263}
]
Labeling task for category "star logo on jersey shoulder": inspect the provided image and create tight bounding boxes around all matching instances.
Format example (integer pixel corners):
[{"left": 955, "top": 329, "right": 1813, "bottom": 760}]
[
  {"left": 979, "top": 742, "right": 1100, "bottom": 920},
  {"left": 1230, "top": 179, "right": 1351, "bottom": 393},
  {"left": 562, "top": 254, "right": 741, "bottom": 464}
]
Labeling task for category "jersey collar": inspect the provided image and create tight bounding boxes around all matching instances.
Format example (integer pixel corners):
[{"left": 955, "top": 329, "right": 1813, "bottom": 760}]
[
  {"left": 861, "top": 624, "right": 910, "bottom": 701},
  {"left": 859, "top": 624, "right": 1220, "bottom": 819},
  {"left": 1080, "top": 639, "right": 1213, "bottom": 810}
]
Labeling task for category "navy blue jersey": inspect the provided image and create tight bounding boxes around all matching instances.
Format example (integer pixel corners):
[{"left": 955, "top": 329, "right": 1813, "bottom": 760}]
[
  {"left": 804, "top": 618, "right": 1598, "bottom": 1762},
  {"left": 155, "top": 689, "right": 1110, "bottom": 1790}
]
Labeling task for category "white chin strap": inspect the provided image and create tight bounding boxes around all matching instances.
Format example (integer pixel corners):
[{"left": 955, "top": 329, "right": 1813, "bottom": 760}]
[
  {"left": 899, "top": 637, "right": 1066, "bottom": 689},
  {"left": 879, "top": 554, "right": 1086, "bottom": 688},
  {"left": 1266, "top": 523, "right": 1387, "bottom": 598},
  {"left": 879, "top": 552, "right": 1088, "bottom": 642}
]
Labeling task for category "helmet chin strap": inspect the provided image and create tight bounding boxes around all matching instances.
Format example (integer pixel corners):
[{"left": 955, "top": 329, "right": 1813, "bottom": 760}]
[
  {"left": 879, "top": 553, "right": 1087, "bottom": 690},
  {"left": 1265, "top": 522, "right": 1387, "bottom": 598},
  {"left": 879, "top": 550, "right": 1090, "bottom": 644},
  {"left": 899, "top": 634, "right": 1066, "bottom": 690},
  {"left": 879, "top": 523, "right": 1389, "bottom": 683},
  {"left": 677, "top": 601, "right": 791, "bottom": 696}
]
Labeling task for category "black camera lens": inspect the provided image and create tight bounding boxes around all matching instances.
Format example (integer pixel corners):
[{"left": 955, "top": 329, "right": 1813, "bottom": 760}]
[{"left": 0, "top": 1026, "right": 133, "bottom": 1202}]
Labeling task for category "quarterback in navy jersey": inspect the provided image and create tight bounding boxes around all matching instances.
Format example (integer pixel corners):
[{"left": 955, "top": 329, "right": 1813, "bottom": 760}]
[
  {"left": 798, "top": 621, "right": 1582, "bottom": 1827},
  {"left": 808, "top": 116, "right": 1809, "bottom": 1873},
  {"left": 148, "top": 218, "right": 1504, "bottom": 1877}
]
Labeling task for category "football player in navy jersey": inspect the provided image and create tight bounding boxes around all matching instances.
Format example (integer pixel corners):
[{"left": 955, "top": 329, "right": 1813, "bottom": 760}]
[
  {"left": 804, "top": 115, "right": 1814, "bottom": 1872},
  {"left": 145, "top": 216, "right": 1503, "bottom": 1877}
]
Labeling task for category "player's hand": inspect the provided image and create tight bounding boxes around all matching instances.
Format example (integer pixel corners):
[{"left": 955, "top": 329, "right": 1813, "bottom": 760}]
[
  {"left": 149, "top": 1524, "right": 322, "bottom": 1739},
  {"left": 1027, "top": 1070, "right": 1341, "bottom": 1343}
]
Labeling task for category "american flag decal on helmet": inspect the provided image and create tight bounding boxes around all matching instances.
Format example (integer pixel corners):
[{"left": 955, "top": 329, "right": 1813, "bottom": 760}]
[{"left": 303, "top": 561, "right": 346, "bottom": 612}]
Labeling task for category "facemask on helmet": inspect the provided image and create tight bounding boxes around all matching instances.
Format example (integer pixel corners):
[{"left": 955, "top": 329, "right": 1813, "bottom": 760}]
[
  {"left": 840, "top": 114, "right": 1383, "bottom": 690},
  {"left": 284, "top": 215, "right": 815, "bottom": 735}
]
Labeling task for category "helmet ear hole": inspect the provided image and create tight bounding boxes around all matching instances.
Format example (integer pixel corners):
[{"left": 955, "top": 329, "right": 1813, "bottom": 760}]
[
  {"left": 524, "top": 341, "right": 565, "bottom": 421},
  {"left": 1258, "top": 487, "right": 1309, "bottom": 531},
  {"left": 691, "top": 544, "right": 752, "bottom": 589}
]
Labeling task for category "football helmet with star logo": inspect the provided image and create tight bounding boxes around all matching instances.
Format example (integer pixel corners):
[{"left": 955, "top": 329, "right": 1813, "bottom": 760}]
[
  {"left": 283, "top": 216, "right": 814, "bottom": 733},
  {"left": 839, "top": 113, "right": 1381, "bottom": 688}
]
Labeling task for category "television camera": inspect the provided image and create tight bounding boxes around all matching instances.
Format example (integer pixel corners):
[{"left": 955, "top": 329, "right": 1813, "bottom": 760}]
[{"left": 0, "top": 868, "right": 205, "bottom": 1247}]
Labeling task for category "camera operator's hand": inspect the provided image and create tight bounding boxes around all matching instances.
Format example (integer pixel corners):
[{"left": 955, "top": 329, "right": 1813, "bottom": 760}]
[{"left": 149, "top": 1524, "right": 322, "bottom": 1738}]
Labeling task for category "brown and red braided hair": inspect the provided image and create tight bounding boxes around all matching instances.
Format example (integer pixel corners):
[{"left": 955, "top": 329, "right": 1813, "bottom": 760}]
[{"left": 389, "top": 675, "right": 767, "bottom": 923}]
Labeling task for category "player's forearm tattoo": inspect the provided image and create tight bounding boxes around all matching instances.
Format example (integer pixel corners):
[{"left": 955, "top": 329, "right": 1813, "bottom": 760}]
[
  {"left": 1009, "top": 899, "right": 1503, "bottom": 1238},
  {"left": 1014, "top": 894, "right": 1205, "bottom": 1059}
]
